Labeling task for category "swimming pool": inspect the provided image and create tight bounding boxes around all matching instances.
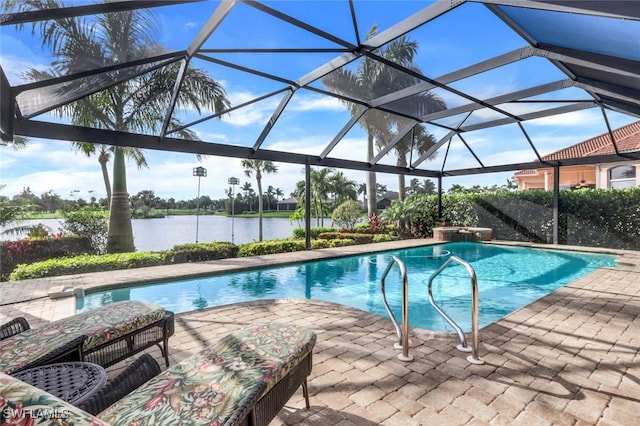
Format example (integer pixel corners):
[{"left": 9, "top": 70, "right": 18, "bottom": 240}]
[{"left": 77, "top": 242, "right": 617, "bottom": 332}]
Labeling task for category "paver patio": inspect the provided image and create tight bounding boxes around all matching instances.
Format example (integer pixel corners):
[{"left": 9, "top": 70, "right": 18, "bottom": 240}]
[{"left": 1, "top": 240, "right": 639, "bottom": 425}]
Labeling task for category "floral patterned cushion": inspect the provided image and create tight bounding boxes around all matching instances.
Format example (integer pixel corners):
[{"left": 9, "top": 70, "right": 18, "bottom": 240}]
[
  {"left": 0, "top": 371, "right": 109, "bottom": 425},
  {"left": 0, "top": 301, "right": 165, "bottom": 374},
  {"left": 98, "top": 323, "right": 316, "bottom": 426}
]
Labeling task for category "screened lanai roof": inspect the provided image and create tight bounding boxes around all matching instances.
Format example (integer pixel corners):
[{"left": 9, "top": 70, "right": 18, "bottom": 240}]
[{"left": 1, "top": 0, "right": 640, "bottom": 181}]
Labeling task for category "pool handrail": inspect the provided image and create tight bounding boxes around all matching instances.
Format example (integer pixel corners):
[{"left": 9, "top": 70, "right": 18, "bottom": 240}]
[
  {"left": 380, "top": 256, "right": 412, "bottom": 362},
  {"left": 427, "top": 255, "right": 485, "bottom": 365}
]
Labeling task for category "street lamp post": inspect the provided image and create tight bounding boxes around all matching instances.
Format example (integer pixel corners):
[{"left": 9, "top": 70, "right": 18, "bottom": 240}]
[
  {"left": 193, "top": 166, "right": 207, "bottom": 243},
  {"left": 228, "top": 177, "right": 239, "bottom": 244}
]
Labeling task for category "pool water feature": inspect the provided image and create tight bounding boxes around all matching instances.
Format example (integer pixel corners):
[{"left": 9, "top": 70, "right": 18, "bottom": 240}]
[{"left": 77, "top": 242, "right": 617, "bottom": 332}]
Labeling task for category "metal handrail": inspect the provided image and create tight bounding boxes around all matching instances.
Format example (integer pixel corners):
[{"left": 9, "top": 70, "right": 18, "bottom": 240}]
[
  {"left": 380, "top": 256, "right": 412, "bottom": 361},
  {"left": 427, "top": 255, "right": 484, "bottom": 365}
]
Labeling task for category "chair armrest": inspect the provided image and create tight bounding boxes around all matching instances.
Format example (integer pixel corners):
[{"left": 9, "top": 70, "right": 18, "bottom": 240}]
[
  {"left": 78, "top": 353, "right": 161, "bottom": 415},
  {"left": 0, "top": 317, "right": 30, "bottom": 340}
]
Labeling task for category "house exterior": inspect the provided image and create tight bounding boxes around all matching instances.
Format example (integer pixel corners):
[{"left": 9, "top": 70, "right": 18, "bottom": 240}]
[
  {"left": 513, "top": 121, "right": 640, "bottom": 191},
  {"left": 376, "top": 191, "right": 399, "bottom": 210},
  {"left": 276, "top": 197, "right": 299, "bottom": 211}
]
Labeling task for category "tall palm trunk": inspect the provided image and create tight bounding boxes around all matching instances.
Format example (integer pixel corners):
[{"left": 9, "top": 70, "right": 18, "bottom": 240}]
[
  {"left": 256, "top": 171, "right": 263, "bottom": 241},
  {"left": 107, "top": 147, "right": 135, "bottom": 252},
  {"left": 397, "top": 155, "right": 408, "bottom": 201},
  {"left": 366, "top": 132, "right": 377, "bottom": 215},
  {"left": 98, "top": 150, "right": 112, "bottom": 208}
]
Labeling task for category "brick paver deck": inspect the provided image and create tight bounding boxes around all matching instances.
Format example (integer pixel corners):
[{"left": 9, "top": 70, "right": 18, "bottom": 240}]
[{"left": 2, "top": 241, "right": 639, "bottom": 425}]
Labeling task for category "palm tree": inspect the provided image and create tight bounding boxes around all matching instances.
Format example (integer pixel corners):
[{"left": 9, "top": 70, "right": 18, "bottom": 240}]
[
  {"left": 310, "top": 168, "right": 333, "bottom": 227},
  {"left": 72, "top": 143, "right": 148, "bottom": 208},
  {"left": 329, "top": 171, "right": 357, "bottom": 207},
  {"left": 322, "top": 25, "right": 444, "bottom": 213},
  {"left": 8, "top": 135, "right": 29, "bottom": 150},
  {"left": 265, "top": 185, "right": 276, "bottom": 211},
  {"left": 13, "top": 1, "right": 230, "bottom": 252},
  {"left": 241, "top": 181, "right": 253, "bottom": 210},
  {"left": 242, "top": 160, "right": 278, "bottom": 241},
  {"left": 357, "top": 182, "right": 367, "bottom": 207},
  {"left": 275, "top": 187, "right": 284, "bottom": 202},
  {"left": 389, "top": 123, "right": 444, "bottom": 201},
  {"left": 292, "top": 167, "right": 334, "bottom": 226}
]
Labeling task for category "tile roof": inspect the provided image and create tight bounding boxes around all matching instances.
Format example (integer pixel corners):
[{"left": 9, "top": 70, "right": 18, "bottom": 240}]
[
  {"left": 515, "top": 121, "right": 640, "bottom": 175},
  {"left": 542, "top": 120, "right": 640, "bottom": 161}
]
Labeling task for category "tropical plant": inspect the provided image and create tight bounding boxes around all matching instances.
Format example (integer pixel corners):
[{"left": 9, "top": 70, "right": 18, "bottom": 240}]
[
  {"left": 379, "top": 199, "right": 414, "bottom": 237},
  {"left": 9, "top": 0, "right": 231, "bottom": 252},
  {"left": 242, "top": 159, "right": 278, "bottom": 241},
  {"left": 322, "top": 25, "right": 444, "bottom": 213}
]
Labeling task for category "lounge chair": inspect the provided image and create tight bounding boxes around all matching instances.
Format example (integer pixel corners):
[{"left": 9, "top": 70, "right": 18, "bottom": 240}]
[
  {"left": 1, "top": 322, "right": 316, "bottom": 426},
  {"left": 0, "top": 300, "right": 174, "bottom": 374}
]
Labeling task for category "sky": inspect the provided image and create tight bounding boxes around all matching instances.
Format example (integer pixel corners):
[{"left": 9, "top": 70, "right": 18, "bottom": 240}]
[{"left": 0, "top": 1, "right": 637, "bottom": 203}]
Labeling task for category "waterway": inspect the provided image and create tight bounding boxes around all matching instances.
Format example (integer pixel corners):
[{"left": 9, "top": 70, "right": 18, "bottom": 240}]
[{"left": 0, "top": 215, "right": 315, "bottom": 252}]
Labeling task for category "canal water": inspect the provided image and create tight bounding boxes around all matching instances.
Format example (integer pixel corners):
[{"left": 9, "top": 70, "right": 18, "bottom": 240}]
[{"left": 0, "top": 215, "right": 316, "bottom": 252}]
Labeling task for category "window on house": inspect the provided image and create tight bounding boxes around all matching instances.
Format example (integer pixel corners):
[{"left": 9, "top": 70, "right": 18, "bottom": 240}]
[{"left": 609, "top": 165, "right": 637, "bottom": 189}]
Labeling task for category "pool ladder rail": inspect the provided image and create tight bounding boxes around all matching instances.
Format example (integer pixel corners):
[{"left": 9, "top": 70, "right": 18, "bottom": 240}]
[
  {"left": 380, "top": 255, "right": 485, "bottom": 365},
  {"left": 380, "top": 256, "right": 413, "bottom": 362}
]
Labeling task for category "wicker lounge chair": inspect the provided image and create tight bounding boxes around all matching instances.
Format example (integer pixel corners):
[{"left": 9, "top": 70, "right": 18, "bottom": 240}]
[
  {"left": 0, "top": 300, "right": 175, "bottom": 374},
  {"left": 1, "top": 322, "right": 316, "bottom": 426}
]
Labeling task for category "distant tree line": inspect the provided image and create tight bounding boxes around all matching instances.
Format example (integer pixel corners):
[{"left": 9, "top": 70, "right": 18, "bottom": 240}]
[{"left": 0, "top": 183, "right": 291, "bottom": 218}]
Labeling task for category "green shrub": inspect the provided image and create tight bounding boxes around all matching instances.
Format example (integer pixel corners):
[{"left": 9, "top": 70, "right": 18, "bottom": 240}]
[
  {"left": 61, "top": 206, "right": 108, "bottom": 254},
  {"left": 238, "top": 237, "right": 362, "bottom": 256},
  {"left": 317, "top": 232, "right": 374, "bottom": 244},
  {"left": 291, "top": 226, "right": 337, "bottom": 239},
  {"left": 238, "top": 239, "right": 307, "bottom": 257},
  {"left": 353, "top": 223, "right": 371, "bottom": 232},
  {"left": 331, "top": 200, "right": 363, "bottom": 231},
  {"left": 164, "top": 242, "right": 238, "bottom": 263},
  {"left": 319, "top": 238, "right": 355, "bottom": 248},
  {"left": 372, "top": 234, "right": 401, "bottom": 242},
  {"left": 9, "top": 252, "right": 164, "bottom": 280}
]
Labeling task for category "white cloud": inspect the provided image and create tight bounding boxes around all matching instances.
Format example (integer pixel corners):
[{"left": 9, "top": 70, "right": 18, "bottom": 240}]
[
  {"left": 527, "top": 109, "right": 598, "bottom": 127},
  {"left": 222, "top": 90, "right": 281, "bottom": 127},
  {"left": 289, "top": 95, "right": 344, "bottom": 112},
  {"left": 0, "top": 36, "right": 50, "bottom": 85}
]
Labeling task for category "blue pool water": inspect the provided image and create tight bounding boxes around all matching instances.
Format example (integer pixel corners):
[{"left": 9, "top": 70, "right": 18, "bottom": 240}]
[{"left": 77, "top": 242, "right": 616, "bottom": 332}]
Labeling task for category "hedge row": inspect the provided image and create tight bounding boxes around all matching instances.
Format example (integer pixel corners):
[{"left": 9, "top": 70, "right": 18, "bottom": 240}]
[
  {"left": 8, "top": 236, "right": 396, "bottom": 281},
  {"left": 405, "top": 188, "right": 640, "bottom": 250},
  {"left": 468, "top": 189, "right": 640, "bottom": 249},
  {"left": 9, "top": 241, "right": 239, "bottom": 281}
]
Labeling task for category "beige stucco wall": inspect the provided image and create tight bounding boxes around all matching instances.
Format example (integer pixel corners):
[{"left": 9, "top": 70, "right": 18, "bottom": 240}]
[
  {"left": 514, "top": 162, "right": 639, "bottom": 190},
  {"left": 514, "top": 165, "right": 597, "bottom": 190}
]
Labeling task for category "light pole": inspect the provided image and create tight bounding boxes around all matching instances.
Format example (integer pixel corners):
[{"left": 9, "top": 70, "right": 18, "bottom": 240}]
[
  {"left": 228, "top": 177, "right": 239, "bottom": 243},
  {"left": 193, "top": 166, "right": 207, "bottom": 243}
]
